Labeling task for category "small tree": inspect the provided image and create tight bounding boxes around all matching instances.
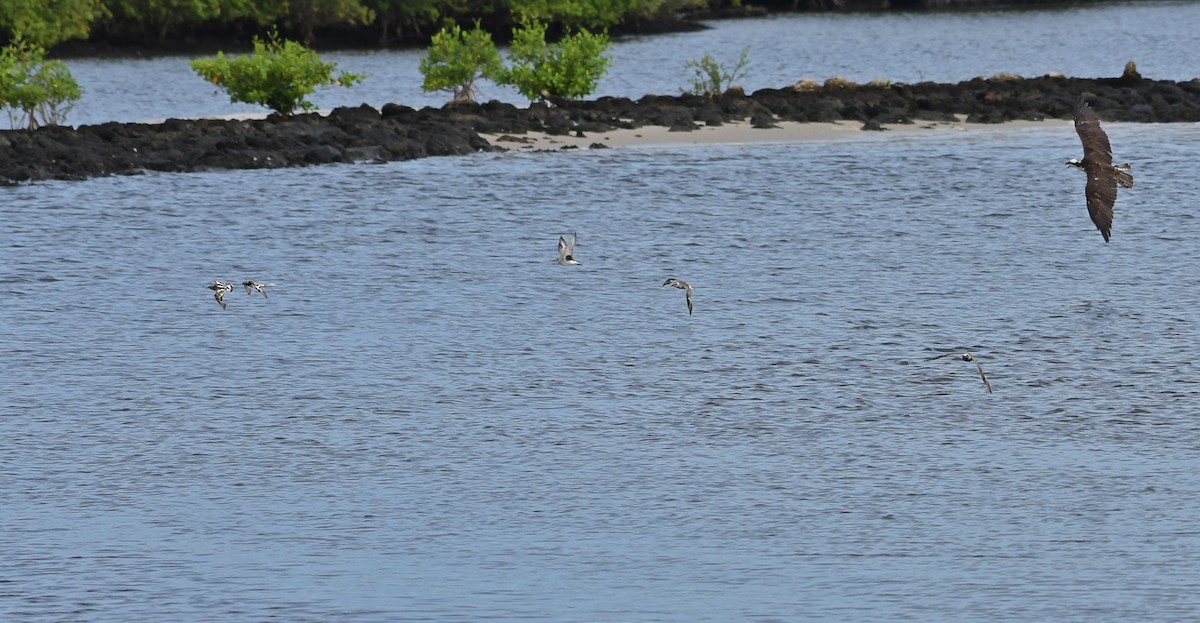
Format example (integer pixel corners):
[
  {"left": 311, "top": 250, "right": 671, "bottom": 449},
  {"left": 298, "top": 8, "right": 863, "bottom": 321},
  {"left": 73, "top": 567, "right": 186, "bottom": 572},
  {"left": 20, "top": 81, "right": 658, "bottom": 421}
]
[
  {"left": 500, "top": 19, "right": 611, "bottom": 101},
  {"left": 189, "top": 33, "right": 363, "bottom": 115},
  {"left": 0, "top": 40, "right": 82, "bottom": 129},
  {"left": 682, "top": 46, "right": 750, "bottom": 97},
  {"left": 419, "top": 21, "right": 503, "bottom": 102}
]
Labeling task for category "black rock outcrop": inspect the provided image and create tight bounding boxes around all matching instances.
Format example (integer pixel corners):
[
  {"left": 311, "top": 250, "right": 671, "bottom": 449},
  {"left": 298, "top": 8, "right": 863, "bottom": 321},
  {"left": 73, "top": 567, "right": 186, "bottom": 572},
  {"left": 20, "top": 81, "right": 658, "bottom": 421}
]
[{"left": 3, "top": 72, "right": 1199, "bottom": 185}]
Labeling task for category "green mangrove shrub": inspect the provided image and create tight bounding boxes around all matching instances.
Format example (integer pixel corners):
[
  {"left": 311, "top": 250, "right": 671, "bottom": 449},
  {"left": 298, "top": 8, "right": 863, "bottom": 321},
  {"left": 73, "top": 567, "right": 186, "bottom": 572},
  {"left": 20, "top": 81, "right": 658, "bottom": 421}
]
[
  {"left": 500, "top": 19, "right": 611, "bottom": 101},
  {"left": 419, "top": 21, "right": 503, "bottom": 102},
  {"left": 189, "top": 33, "right": 363, "bottom": 115},
  {"left": 0, "top": 40, "right": 82, "bottom": 129},
  {"left": 682, "top": 45, "right": 749, "bottom": 97}
]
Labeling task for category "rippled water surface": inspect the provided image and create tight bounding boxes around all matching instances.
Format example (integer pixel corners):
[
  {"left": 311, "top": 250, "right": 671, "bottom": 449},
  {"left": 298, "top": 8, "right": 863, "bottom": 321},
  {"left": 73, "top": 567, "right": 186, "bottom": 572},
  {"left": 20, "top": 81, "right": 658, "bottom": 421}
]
[
  {"left": 4, "top": 119, "right": 1200, "bottom": 620},
  {"left": 59, "top": 0, "right": 1200, "bottom": 126}
]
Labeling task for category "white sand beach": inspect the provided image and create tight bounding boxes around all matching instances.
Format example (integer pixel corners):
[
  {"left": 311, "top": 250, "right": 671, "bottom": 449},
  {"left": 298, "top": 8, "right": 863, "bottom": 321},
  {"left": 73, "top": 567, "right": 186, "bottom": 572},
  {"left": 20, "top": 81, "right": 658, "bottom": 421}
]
[{"left": 481, "top": 116, "right": 1068, "bottom": 151}]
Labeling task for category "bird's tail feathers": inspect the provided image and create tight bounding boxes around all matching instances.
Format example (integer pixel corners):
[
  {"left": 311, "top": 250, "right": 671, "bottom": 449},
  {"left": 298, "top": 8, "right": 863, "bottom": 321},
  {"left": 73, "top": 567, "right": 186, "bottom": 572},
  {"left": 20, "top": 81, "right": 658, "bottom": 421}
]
[{"left": 1114, "top": 167, "right": 1134, "bottom": 189}]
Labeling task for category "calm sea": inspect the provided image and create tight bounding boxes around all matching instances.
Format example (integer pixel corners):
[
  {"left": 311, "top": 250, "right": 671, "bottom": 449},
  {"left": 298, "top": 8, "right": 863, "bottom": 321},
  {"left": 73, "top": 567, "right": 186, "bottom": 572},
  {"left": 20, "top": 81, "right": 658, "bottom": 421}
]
[{"left": 5, "top": 4, "right": 1200, "bottom": 622}]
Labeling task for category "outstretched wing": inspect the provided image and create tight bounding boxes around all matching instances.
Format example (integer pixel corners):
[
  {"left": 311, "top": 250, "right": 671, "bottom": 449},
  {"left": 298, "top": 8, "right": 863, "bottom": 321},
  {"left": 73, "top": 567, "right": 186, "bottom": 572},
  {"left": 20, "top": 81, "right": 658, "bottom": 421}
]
[
  {"left": 1074, "top": 99, "right": 1114, "bottom": 166},
  {"left": 974, "top": 361, "right": 993, "bottom": 394},
  {"left": 685, "top": 288, "right": 693, "bottom": 315},
  {"left": 1083, "top": 164, "right": 1118, "bottom": 242},
  {"left": 1074, "top": 99, "right": 1118, "bottom": 242}
]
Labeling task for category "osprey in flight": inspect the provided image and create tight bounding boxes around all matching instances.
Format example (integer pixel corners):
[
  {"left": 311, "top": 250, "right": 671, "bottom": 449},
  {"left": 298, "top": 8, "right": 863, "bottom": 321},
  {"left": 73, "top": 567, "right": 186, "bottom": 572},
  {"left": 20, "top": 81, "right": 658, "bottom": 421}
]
[{"left": 1067, "top": 98, "right": 1134, "bottom": 242}]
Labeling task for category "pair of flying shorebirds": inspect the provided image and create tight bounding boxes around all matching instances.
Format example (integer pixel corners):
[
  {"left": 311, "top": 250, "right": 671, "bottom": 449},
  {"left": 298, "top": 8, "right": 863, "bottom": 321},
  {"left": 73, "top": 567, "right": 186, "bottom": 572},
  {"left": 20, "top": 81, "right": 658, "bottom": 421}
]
[
  {"left": 556, "top": 233, "right": 694, "bottom": 315},
  {"left": 206, "top": 280, "right": 270, "bottom": 310}
]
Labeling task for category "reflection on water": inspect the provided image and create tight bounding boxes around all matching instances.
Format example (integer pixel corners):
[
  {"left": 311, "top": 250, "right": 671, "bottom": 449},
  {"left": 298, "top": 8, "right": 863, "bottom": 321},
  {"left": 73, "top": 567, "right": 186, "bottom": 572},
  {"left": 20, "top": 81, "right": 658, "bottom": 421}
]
[{"left": 3, "top": 121, "right": 1200, "bottom": 621}]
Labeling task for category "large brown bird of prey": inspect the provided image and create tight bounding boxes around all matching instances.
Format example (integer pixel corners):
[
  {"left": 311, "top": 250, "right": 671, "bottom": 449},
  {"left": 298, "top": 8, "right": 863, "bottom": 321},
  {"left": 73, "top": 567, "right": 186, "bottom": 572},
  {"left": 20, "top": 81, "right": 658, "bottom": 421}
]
[{"left": 1067, "top": 98, "right": 1134, "bottom": 242}]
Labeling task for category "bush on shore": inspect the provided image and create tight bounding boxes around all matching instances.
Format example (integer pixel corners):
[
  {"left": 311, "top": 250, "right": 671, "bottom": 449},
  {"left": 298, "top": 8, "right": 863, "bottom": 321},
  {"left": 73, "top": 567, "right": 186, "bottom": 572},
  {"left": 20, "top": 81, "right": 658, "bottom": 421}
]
[
  {"left": 501, "top": 19, "right": 612, "bottom": 101},
  {"left": 682, "top": 45, "right": 749, "bottom": 96},
  {"left": 0, "top": 40, "right": 83, "bottom": 129},
  {"left": 189, "top": 33, "right": 364, "bottom": 115},
  {"left": 419, "top": 21, "right": 504, "bottom": 102}
]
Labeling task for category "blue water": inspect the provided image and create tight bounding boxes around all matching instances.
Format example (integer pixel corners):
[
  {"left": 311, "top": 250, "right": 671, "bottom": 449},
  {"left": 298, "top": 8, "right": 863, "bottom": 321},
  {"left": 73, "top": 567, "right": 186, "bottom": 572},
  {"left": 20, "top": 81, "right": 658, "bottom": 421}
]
[
  {"left": 58, "top": 0, "right": 1200, "bottom": 127},
  {"left": 7, "top": 2, "right": 1200, "bottom": 620},
  {"left": 4, "top": 119, "right": 1200, "bottom": 620}
]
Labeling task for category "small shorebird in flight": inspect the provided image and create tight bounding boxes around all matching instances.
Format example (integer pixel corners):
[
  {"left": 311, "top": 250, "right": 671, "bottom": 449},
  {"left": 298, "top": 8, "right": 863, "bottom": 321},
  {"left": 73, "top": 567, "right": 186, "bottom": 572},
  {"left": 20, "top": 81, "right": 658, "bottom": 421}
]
[
  {"left": 555, "top": 233, "right": 580, "bottom": 265},
  {"left": 662, "top": 278, "right": 693, "bottom": 315},
  {"left": 207, "top": 280, "right": 234, "bottom": 310},
  {"left": 928, "top": 351, "right": 992, "bottom": 394},
  {"left": 1068, "top": 98, "right": 1134, "bottom": 242},
  {"left": 243, "top": 280, "right": 271, "bottom": 298}
]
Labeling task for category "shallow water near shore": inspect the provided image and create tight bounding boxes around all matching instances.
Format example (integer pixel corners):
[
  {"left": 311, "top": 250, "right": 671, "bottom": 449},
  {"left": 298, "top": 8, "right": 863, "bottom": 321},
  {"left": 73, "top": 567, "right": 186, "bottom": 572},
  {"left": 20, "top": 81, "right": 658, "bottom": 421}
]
[
  {"left": 4, "top": 119, "right": 1200, "bottom": 620},
  {"left": 59, "top": 0, "right": 1200, "bottom": 127}
]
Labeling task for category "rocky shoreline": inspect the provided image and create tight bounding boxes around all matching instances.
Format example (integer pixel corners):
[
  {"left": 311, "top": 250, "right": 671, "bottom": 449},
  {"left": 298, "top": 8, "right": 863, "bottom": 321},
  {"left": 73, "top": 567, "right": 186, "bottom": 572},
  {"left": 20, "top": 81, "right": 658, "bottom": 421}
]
[{"left": 3, "top": 66, "right": 1199, "bottom": 185}]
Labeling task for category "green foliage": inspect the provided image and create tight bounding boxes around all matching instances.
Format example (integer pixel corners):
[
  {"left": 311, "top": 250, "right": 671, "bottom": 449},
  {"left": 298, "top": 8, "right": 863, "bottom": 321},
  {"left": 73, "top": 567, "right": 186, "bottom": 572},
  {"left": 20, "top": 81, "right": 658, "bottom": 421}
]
[
  {"left": 627, "top": 0, "right": 706, "bottom": 20},
  {"left": 0, "top": 0, "right": 100, "bottom": 48},
  {"left": 286, "top": 0, "right": 375, "bottom": 42},
  {"left": 0, "top": 40, "right": 83, "bottom": 129},
  {"left": 682, "top": 45, "right": 749, "bottom": 97},
  {"left": 93, "top": 0, "right": 288, "bottom": 43},
  {"left": 513, "top": 0, "right": 634, "bottom": 29},
  {"left": 365, "top": 0, "right": 453, "bottom": 43},
  {"left": 101, "top": 0, "right": 221, "bottom": 42},
  {"left": 1, "top": 0, "right": 707, "bottom": 50},
  {"left": 189, "top": 33, "right": 364, "bottom": 115},
  {"left": 500, "top": 19, "right": 611, "bottom": 101},
  {"left": 419, "top": 21, "right": 503, "bottom": 102}
]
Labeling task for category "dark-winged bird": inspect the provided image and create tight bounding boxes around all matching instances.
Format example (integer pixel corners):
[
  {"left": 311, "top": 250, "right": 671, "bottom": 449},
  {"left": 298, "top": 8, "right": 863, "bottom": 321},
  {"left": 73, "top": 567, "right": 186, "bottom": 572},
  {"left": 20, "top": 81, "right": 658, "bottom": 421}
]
[
  {"left": 928, "top": 351, "right": 993, "bottom": 394},
  {"left": 1067, "top": 98, "right": 1134, "bottom": 242},
  {"left": 662, "top": 278, "right": 693, "bottom": 315}
]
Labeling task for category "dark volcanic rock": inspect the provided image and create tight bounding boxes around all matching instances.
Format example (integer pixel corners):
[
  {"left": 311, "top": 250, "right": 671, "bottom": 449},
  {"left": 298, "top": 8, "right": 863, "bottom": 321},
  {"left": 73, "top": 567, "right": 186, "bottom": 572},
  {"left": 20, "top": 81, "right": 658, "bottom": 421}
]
[
  {"left": 750, "top": 111, "right": 779, "bottom": 129},
  {"left": 5, "top": 71, "right": 1200, "bottom": 184}
]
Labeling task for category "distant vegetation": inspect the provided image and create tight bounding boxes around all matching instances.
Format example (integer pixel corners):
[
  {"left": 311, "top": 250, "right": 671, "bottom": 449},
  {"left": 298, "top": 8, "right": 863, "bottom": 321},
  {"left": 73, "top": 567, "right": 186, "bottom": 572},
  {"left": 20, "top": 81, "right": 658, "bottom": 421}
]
[
  {"left": 0, "top": 0, "right": 718, "bottom": 51},
  {"left": 0, "top": 1, "right": 1124, "bottom": 52}
]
